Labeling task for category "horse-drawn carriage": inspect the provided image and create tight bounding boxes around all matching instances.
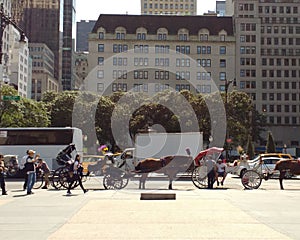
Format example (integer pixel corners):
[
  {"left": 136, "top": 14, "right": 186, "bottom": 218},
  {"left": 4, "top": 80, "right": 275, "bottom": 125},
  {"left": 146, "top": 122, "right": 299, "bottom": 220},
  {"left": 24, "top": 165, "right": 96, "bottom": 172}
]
[
  {"left": 50, "top": 144, "right": 89, "bottom": 190},
  {"left": 102, "top": 148, "right": 194, "bottom": 190}
]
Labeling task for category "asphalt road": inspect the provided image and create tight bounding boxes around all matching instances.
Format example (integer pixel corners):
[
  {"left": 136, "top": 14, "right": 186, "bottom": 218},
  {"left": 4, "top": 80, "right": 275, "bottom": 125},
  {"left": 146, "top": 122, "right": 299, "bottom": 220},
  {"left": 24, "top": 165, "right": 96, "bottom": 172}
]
[{"left": 1, "top": 174, "right": 300, "bottom": 239}]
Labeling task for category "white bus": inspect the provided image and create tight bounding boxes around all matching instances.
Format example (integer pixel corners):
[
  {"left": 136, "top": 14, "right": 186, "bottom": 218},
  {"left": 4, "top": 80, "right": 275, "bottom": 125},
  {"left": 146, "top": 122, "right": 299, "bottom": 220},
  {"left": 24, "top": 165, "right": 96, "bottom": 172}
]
[{"left": 0, "top": 127, "right": 83, "bottom": 170}]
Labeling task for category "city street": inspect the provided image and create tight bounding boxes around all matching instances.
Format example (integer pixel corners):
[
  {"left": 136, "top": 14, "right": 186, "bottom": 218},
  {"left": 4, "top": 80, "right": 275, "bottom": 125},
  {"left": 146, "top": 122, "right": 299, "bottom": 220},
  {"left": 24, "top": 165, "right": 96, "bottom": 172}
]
[{"left": 0, "top": 174, "right": 300, "bottom": 239}]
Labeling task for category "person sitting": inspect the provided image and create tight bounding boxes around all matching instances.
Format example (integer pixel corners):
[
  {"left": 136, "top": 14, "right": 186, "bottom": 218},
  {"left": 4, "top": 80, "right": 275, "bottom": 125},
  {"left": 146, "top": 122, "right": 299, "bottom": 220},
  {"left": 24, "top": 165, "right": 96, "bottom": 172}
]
[
  {"left": 216, "top": 158, "right": 227, "bottom": 186},
  {"left": 36, "top": 158, "right": 50, "bottom": 189}
]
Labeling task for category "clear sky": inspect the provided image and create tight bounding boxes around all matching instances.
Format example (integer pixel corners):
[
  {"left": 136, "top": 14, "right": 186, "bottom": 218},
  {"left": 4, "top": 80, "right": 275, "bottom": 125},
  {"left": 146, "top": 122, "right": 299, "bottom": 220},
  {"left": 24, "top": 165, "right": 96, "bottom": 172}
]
[{"left": 75, "top": 0, "right": 217, "bottom": 21}]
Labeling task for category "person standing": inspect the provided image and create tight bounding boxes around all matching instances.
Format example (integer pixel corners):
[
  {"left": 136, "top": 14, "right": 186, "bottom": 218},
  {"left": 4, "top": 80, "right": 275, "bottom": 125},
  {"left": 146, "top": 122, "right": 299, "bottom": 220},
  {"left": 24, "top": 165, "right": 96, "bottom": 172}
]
[
  {"left": 36, "top": 158, "right": 50, "bottom": 189},
  {"left": 21, "top": 150, "right": 29, "bottom": 190},
  {"left": 216, "top": 158, "right": 227, "bottom": 186},
  {"left": 67, "top": 154, "right": 87, "bottom": 195},
  {"left": 25, "top": 150, "right": 37, "bottom": 195},
  {"left": 0, "top": 154, "right": 8, "bottom": 195},
  {"left": 205, "top": 155, "right": 217, "bottom": 189}
]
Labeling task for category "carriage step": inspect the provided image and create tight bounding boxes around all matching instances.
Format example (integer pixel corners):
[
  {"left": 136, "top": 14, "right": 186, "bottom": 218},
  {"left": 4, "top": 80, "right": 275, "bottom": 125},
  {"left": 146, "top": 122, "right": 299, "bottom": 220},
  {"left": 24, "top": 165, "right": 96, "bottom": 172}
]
[{"left": 140, "top": 193, "right": 176, "bottom": 200}]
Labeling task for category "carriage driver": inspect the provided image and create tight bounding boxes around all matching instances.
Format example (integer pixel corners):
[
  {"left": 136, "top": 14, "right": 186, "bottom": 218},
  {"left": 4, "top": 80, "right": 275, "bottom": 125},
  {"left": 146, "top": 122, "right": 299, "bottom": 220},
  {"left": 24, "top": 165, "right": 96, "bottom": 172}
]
[{"left": 216, "top": 159, "right": 227, "bottom": 186}]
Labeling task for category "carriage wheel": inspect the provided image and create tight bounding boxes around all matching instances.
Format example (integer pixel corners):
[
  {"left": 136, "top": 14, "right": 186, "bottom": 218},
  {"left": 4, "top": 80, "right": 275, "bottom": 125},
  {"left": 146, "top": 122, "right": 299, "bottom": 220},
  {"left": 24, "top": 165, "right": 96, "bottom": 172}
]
[
  {"left": 103, "top": 172, "right": 129, "bottom": 190},
  {"left": 241, "top": 170, "right": 262, "bottom": 190},
  {"left": 33, "top": 173, "right": 44, "bottom": 189},
  {"left": 51, "top": 168, "right": 64, "bottom": 190},
  {"left": 191, "top": 166, "right": 208, "bottom": 189}
]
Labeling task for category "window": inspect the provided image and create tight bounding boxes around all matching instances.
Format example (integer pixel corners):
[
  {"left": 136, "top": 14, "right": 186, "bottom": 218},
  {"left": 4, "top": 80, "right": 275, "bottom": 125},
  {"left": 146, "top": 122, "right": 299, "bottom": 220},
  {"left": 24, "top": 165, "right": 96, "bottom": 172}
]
[
  {"left": 155, "top": 71, "right": 169, "bottom": 80},
  {"left": 98, "top": 57, "right": 104, "bottom": 65},
  {"left": 197, "top": 46, "right": 211, "bottom": 54},
  {"left": 137, "top": 33, "right": 146, "bottom": 40},
  {"left": 199, "top": 34, "right": 208, "bottom": 41},
  {"left": 134, "top": 45, "right": 149, "bottom": 53},
  {"left": 97, "top": 70, "right": 104, "bottom": 79},
  {"left": 220, "top": 46, "right": 226, "bottom": 54},
  {"left": 158, "top": 33, "right": 167, "bottom": 40},
  {"left": 179, "top": 34, "right": 188, "bottom": 41},
  {"left": 97, "top": 83, "right": 104, "bottom": 92},
  {"left": 99, "top": 32, "right": 104, "bottom": 39},
  {"left": 113, "top": 44, "right": 128, "bottom": 53},
  {"left": 98, "top": 44, "right": 104, "bottom": 52},
  {"left": 220, "top": 59, "right": 226, "bottom": 67},
  {"left": 176, "top": 45, "right": 190, "bottom": 54},
  {"left": 219, "top": 72, "right": 226, "bottom": 81},
  {"left": 116, "top": 32, "right": 125, "bottom": 40},
  {"left": 134, "top": 71, "right": 148, "bottom": 79}
]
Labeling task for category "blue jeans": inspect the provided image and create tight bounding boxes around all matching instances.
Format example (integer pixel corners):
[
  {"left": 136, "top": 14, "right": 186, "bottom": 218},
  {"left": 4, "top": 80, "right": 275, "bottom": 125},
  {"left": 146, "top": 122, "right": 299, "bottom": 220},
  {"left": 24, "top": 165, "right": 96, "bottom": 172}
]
[{"left": 27, "top": 172, "right": 36, "bottom": 193}]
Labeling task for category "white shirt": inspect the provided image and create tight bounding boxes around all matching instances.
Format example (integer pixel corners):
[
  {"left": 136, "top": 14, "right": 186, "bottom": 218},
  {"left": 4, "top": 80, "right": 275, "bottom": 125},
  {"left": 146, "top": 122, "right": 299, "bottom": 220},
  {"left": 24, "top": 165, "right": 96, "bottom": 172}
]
[
  {"left": 216, "top": 162, "right": 226, "bottom": 173},
  {"left": 20, "top": 155, "right": 29, "bottom": 169}
]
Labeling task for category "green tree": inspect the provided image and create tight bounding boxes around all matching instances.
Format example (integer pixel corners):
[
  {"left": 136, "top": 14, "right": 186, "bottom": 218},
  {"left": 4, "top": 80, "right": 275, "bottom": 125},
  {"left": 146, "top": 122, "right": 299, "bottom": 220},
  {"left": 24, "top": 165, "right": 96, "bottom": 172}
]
[
  {"left": 0, "top": 84, "right": 50, "bottom": 127},
  {"left": 246, "top": 135, "right": 255, "bottom": 159},
  {"left": 266, "top": 131, "right": 276, "bottom": 153}
]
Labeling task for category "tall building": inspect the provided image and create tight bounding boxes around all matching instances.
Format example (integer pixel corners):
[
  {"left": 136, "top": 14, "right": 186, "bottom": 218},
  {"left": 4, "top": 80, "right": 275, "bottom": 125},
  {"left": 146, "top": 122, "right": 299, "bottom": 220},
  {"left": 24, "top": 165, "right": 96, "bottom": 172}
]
[
  {"left": 11, "top": 0, "right": 60, "bottom": 80},
  {"left": 87, "top": 14, "right": 235, "bottom": 95},
  {"left": 216, "top": 1, "right": 226, "bottom": 16},
  {"left": 61, "top": 0, "right": 76, "bottom": 90},
  {"left": 29, "top": 43, "right": 59, "bottom": 101},
  {"left": 141, "top": 0, "right": 197, "bottom": 15},
  {"left": 74, "top": 52, "right": 88, "bottom": 84},
  {"left": 0, "top": 0, "right": 30, "bottom": 98},
  {"left": 234, "top": 0, "right": 300, "bottom": 147},
  {"left": 76, "top": 20, "right": 96, "bottom": 52}
]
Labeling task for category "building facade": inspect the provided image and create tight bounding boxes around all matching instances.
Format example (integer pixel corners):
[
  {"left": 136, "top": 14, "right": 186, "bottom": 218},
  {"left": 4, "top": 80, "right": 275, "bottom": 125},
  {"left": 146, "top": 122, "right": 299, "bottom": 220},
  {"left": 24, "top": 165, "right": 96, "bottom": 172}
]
[
  {"left": 9, "top": 28, "right": 30, "bottom": 98},
  {"left": 141, "top": 0, "right": 197, "bottom": 15},
  {"left": 0, "top": 0, "right": 31, "bottom": 98},
  {"left": 74, "top": 51, "right": 88, "bottom": 85},
  {"left": 233, "top": 0, "right": 300, "bottom": 147},
  {"left": 61, "top": 0, "right": 76, "bottom": 90},
  {"left": 29, "top": 43, "right": 59, "bottom": 101},
  {"left": 87, "top": 14, "right": 235, "bottom": 95},
  {"left": 12, "top": 0, "right": 61, "bottom": 81},
  {"left": 76, "top": 20, "right": 96, "bottom": 52}
]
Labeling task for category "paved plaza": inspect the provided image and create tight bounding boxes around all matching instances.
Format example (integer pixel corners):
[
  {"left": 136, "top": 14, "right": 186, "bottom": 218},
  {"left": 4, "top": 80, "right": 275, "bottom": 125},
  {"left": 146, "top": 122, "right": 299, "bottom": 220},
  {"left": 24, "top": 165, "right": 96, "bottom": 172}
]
[{"left": 0, "top": 175, "right": 300, "bottom": 240}]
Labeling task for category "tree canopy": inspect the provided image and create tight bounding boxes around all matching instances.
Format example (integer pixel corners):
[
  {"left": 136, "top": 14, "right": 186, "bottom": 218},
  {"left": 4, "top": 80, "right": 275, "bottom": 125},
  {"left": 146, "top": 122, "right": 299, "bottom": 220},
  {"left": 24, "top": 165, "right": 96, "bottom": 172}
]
[{"left": 0, "top": 86, "right": 266, "bottom": 154}]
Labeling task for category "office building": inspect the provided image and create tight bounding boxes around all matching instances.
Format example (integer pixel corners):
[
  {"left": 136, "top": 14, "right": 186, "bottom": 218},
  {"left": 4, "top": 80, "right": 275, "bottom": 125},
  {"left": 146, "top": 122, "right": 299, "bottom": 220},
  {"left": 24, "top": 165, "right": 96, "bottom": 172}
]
[
  {"left": 74, "top": 52, "right": 88, "bottom": 84},
  {"left": 0, "top": 0, "right": 30, "bottom": 98},
  {"left": 87, "top": 14, "right": 235, "bottom": 95},
  {"left": 11, "top": 0, "right": 60, "bottom": 81},
  {"left": 141, "top": 0, "right": 197, "bottom": 15},
  {"left": 216, "top": 1, "right": 226, "bottom": 16},
  {"left": 29, "top": 43, "right": 59, "bottom": 101},
  {"left": 76, "top": 20, "right": 96, "bottom": 52},
  {"left": 61, "top": 0, "right": 76, "bottom": 90},
  {"left": 234, "top": 0, "right": 300, "bottom": 147}
]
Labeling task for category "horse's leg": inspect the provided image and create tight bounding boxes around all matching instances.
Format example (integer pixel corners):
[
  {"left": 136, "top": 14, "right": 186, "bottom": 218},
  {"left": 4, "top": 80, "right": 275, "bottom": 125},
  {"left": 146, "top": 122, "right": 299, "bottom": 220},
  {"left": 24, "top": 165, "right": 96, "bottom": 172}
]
[
  {"left": 279, "top": 171, "right": 285, "bottom": 190},
  {"left": 167, "top": 172, "right": 175, "bottom": 190},
  {"left": 139, "top": 173, "right": 147, "bottom": 189}
]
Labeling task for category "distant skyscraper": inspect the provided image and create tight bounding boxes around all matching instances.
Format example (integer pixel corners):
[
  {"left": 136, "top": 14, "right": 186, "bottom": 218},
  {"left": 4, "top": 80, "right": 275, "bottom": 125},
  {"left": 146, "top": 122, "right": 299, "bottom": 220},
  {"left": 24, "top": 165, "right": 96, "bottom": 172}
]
[
  {"left": 141, "top": 0, "right": 197, "bottom": 15},
  {"left": 11, "top": 0, "right": 60, "bottom": 80},
  {"left": 61, "top": 0, "right": 76, "bottom": 90},
  {"left": 216, "top": 1, "right": 226, "bottom": 16},
  {"left": 76, "top": 20, "right": 96, "bottom": 52}
]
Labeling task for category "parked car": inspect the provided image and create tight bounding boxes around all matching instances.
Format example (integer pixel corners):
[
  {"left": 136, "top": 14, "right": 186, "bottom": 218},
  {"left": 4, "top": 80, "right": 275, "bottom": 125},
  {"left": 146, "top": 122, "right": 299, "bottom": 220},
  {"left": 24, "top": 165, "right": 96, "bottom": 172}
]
[{"left": 232, "top": 153, "right": 293, "bottom": 178}]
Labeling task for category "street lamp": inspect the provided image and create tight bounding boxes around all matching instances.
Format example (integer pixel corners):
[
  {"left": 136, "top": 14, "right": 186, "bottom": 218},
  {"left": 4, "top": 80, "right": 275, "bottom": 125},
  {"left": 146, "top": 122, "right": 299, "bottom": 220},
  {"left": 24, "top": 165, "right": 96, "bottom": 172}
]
[{"left": 224, "top": 78, "right": 236, "bottom": 161}]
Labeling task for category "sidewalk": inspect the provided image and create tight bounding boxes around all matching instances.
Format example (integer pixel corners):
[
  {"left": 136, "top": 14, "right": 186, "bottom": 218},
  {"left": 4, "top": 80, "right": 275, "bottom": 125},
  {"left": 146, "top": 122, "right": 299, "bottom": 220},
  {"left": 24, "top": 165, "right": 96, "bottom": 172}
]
[
  {"left": 49, "top": 196, "right": 290, "bottom": 240},
  {"left": 0, "top": 185, "right": 296, "bottom": 240}
]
